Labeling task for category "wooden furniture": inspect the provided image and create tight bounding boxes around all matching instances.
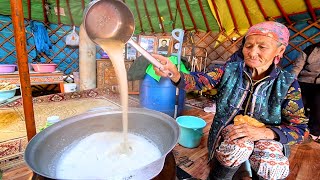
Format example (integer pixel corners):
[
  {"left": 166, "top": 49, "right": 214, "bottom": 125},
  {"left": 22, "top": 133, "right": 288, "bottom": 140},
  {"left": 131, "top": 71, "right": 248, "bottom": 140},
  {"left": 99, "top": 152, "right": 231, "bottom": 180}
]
[
  {"left": 0, "top": 71, "right": 65, "bottom": 93},
  {"left": 96, "top": 59, "right": 140, "bottom": 94}
]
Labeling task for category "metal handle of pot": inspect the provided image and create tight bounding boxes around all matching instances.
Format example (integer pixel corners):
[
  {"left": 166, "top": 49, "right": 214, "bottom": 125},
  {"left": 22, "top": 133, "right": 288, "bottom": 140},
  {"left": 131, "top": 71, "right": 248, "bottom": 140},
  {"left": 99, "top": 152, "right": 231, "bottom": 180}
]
[{"left": 128, "top": 39, "right": 173, "bottom": 78}]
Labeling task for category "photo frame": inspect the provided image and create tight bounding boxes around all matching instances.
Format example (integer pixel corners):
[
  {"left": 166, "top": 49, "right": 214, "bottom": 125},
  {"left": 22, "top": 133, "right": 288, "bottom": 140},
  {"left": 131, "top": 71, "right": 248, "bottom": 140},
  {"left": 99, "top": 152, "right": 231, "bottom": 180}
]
[
  {"left": 157, "top": 36, "right": 172, "bottom": 56},
  {"left": 125, "top": 35, "right": 138, "bottom": 60},
  {"left": 138, "top": 35, "right": 157, "bottom": 55},
  {"left": 171, "top": 39, "right": 180, "bottom": 54}
]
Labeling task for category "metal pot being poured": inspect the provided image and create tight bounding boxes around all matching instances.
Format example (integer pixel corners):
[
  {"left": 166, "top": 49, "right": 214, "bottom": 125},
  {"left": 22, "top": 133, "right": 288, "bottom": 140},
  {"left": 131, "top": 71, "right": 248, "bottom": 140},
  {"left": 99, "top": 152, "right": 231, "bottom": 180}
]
[
  {"left": 24, "top": 108, "right": 180, "bottom": 179},
  {"left": 84, "top": 0, "right": 172, "bottom": 77}
]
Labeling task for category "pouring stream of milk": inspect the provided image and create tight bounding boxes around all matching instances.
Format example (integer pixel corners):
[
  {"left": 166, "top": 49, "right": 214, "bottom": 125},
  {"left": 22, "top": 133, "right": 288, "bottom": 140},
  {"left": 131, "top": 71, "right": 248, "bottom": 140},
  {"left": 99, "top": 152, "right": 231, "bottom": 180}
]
[{"left": 97, "top": 39, "right": 129, "bottom": 153}]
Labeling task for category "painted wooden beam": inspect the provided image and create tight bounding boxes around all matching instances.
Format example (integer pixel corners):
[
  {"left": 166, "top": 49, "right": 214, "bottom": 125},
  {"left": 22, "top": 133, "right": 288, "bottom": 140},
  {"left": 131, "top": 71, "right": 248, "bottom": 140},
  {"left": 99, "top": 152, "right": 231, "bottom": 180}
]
[
  {"left": 305, "top": 0, "right": 317, "bottom": 22},
  {"left": 275, "top": 0, "right": 292, "bottom": 24},
  {"left": 240, "top": 0, "right": 253, "bottom": 26},
  {"left": 226, "top": 0, "right": 239, "bottom": 30},
  {"left": 176, "top": 0, "right": 186, "bottom": 30},
  {"left": 41, "top": 0, "right": 48, "bottom": 23},
  {"left": 210, "top": 0, "right": 223, "bottom": 31},
  {"left": 27, "top": 0, "right": 31, "bottom": 19},
  {"left": 256, "top": 0, "right": 268, "bottom": 20},
  {"left": 166, "top": 0, "right": 175, "bottom": 30},
  {"left": 55, "top": 0, "right": 61, "bottom": 24},
  {"left": 65, "top": 0, "right": 74, "bottom": 25},
  {"left": 154, "top": 0, "right": 165, "bottom": 33},
  {"left": 10, "top": 0, "right": 36, "bottom": 141},
  {"left": 134, "top": 0, "right": 144, "bottom": 33},
  {"left": 184, "top": 0, "right": 198, "bottom": 31},
  {"left": 198, "top": 0, "right": 211, "bottom": 32},
  {"left": 143, "top": 0, "right": 155, "bottom": 33}
]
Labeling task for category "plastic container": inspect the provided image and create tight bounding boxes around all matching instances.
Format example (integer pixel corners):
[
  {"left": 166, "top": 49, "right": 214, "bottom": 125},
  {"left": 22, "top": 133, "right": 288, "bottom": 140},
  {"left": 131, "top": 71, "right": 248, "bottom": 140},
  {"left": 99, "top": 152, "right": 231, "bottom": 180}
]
[
  {"left": 31, "top": 63, "right": 57, "bottom": 73},
  {"left": 64, "top": 83, "right": 77, "bottom": 92},
  {"left": 40, "top": 116, "right": 60, "bottom": 131},
  {"left": 0, "top": 64, "right": 16, "bottom": 73},
  {"left": 139, "top": 74, "right": 185, "bottom": 117},
  {"left": 0, "top": 87, "right": 18, "bottom": 102},
  {"left": 176, "top": 116, "right": 206, "bottom": 148}
]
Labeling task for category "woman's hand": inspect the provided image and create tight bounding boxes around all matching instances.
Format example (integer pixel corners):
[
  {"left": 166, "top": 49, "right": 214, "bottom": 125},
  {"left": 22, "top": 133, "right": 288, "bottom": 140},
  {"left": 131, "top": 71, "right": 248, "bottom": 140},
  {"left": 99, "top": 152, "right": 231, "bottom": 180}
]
[
  {"left": 151, "top": 54, "right": 181, "bottom": 83},
  {"left": 225, "top": 124, "right": 276, "bottom": 142}
]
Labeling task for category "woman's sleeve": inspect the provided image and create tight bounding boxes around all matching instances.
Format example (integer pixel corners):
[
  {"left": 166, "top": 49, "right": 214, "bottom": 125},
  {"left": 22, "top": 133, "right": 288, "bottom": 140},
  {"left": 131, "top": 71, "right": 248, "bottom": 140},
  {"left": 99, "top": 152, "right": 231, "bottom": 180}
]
[
  {"left": 291, "top": 52, "right": 307, "bottom": 77},
  {"left": 175, "top": 66, "right": 225, "bottom": 93},
  {"left": 269, "top": 80, "right": 309, "bottom": 145}
]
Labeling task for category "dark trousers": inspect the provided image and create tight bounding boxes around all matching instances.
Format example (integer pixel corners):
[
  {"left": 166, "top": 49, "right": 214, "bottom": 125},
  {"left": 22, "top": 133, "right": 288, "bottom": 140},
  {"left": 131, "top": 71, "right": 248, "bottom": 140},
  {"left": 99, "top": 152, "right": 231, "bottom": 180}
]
[
  {"left": 299, "top": 82, "right": 320, "bottom": 136},
  {"left": 207, "top": 158, "right": 240, "bottom": 180}
]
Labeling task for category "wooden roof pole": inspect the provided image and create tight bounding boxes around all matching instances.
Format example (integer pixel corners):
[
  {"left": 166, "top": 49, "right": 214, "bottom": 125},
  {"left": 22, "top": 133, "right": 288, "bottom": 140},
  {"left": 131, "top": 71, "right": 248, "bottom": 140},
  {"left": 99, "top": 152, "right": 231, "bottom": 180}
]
[
  {"left": 226, "top": 0, "right": 239, "bottom": 31},
  {"left": 133, "top": 0, "right": 144, "bottom": 33},
  {"left": 305, "top": 0, "right": 317, "bottom": 22},
  {"left": 176, "top": 0, "right": 186, "bottom": 30},
  {"left": 198, "top": 0, "right": 211, "bottom": 32},
  {"left": 184, "top": 0, "right": 198, "bottom": 31},
  {"left": 275, "top": 0, "right": 292, "bottom": 24},
  {"left": 10, "top": 0, "right": 36, "bottom": 141},
  {"left": 210, "top": 0, "right": 223, "bottom": 31},
  {"left": 240, "top": 0, "right": 253, "bottom": 26},
  {"left": 55, "top": 0, "right": 61, "bottom": 24},
  {"left": 165, "top": 0, "right": 175, "bottom": 29},
  {"left": 27, "top": 0, "right": 31, "bottom": 19},
  {"left": 256, "top": 0, "right": 268, "bottom": 20},
  {"left": 143, "top": 0, "right": 155, "bottom": 33},
  {"left": 154, "top": 0, "right": 165, "bottom": 33}
]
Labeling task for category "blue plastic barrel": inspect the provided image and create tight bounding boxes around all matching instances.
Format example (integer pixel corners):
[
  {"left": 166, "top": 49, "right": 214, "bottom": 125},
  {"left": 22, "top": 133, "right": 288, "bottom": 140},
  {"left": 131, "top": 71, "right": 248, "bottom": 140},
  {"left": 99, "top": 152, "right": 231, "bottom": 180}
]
[{"left": 139, "top": 74, "right": 186, "bottom": 117}]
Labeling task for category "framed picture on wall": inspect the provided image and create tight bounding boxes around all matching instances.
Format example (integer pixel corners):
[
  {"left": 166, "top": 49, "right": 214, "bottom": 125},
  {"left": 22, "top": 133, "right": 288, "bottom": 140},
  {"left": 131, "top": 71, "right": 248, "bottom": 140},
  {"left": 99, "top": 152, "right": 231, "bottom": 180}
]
[
  {"left": 125, "top": 35, "right": 138, "bottom": 60},
  {"left": 171, "top": 39, "right": 180, "bottom": 54},
  {"left": 138, "top": 35, "right": 157, "bottom": 54},
  {"left": 157, "top": 36, "right": 172, "bottom": 56}
]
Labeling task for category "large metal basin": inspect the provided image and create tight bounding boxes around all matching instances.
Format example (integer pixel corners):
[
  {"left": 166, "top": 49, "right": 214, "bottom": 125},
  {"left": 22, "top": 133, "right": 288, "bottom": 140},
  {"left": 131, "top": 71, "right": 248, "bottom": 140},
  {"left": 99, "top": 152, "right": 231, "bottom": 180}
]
[{"left": 24, "top": 108, "right": 180, "bottom": 179}]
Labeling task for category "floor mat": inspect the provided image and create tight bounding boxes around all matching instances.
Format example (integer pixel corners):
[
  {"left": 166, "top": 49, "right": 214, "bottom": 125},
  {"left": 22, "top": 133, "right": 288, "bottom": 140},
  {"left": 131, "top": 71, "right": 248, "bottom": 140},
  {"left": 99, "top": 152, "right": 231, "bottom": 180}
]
[{"left": 185, "top": 96, "right": 213, "bottom": 110}]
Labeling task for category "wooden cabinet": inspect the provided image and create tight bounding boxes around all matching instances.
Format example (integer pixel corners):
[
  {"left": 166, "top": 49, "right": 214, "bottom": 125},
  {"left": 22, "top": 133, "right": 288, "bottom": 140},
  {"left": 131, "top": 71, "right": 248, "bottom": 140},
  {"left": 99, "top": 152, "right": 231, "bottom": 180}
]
[{"left": 96, "top": 59, "right": 140, "bottom": 94}]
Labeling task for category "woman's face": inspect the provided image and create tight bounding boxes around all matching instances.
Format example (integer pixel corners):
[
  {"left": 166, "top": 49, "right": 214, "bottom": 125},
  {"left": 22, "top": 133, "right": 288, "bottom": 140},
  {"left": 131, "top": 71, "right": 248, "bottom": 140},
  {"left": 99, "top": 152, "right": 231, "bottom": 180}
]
[{"left": 242, "top": 35, "right": 285, "bottom": 69}]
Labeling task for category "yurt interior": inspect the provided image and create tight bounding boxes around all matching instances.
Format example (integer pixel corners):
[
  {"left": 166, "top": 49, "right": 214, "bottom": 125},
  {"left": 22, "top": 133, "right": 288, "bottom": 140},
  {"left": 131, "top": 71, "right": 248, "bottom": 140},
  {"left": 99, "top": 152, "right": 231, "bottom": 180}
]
[{"left": 0, "top": 0, "right": 319, "bottom": 179}]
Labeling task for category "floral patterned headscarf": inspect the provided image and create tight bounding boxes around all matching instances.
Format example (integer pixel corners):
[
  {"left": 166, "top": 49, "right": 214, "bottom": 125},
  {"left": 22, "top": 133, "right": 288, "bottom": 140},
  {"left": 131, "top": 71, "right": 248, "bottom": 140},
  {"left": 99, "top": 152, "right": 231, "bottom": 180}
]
[{"left": 245, "top": 21, "right": 290, "bottom": 47}]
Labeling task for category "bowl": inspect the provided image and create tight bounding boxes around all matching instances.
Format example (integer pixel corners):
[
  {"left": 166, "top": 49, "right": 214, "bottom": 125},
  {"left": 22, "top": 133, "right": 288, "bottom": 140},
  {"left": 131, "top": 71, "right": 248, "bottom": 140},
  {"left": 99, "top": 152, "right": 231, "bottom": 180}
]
[
  {"left": 0, "top": 64, "right": 17, "bottom": 73},
  {"left": 0, "top": 87, "right": 18, "bottom": 102},
  {"left": 31, "top": 64, "right": 57, "bottom": 73}
]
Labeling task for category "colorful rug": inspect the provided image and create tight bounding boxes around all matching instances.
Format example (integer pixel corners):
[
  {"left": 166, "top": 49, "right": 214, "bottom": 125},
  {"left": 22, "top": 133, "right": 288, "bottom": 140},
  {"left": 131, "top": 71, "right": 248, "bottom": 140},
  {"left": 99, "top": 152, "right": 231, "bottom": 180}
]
[{"left": 0, "top": 88, "right": 140, "bottom": 171}]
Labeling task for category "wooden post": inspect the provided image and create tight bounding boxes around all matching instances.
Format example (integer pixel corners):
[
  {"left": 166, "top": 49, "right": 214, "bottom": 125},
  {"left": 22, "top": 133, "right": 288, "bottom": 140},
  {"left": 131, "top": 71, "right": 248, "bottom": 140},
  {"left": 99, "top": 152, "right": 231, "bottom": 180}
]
[
  {"left": 10, "top": 0, "right": 36, "bottom": 141},
  {"left": 79, "top": 24, "right": 97, "bottom": 90}
]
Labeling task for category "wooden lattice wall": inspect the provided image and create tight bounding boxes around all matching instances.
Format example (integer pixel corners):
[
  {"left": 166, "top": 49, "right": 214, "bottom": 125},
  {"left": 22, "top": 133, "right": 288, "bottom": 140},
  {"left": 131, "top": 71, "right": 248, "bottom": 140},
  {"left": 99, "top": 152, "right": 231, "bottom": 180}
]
[
  {"left": 0, "top": 15, "right": 104, "bottom": 81},
  {"left": 181, "top": 19, "right": 320, "bottom": 72}
]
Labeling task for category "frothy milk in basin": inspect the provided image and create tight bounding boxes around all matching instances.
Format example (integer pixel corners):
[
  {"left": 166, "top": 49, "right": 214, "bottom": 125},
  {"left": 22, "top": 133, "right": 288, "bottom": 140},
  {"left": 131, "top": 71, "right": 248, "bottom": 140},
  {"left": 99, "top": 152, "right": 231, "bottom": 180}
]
[{"left": 55, "top": 132, "right": 161, "bottom": 179}]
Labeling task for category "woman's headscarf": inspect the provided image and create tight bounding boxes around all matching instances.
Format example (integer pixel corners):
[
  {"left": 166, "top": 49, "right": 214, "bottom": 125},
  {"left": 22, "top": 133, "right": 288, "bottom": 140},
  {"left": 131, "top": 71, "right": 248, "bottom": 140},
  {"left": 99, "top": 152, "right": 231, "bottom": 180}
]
[{"left": 245, "top": 21, "right": 290, "bottom": 47}]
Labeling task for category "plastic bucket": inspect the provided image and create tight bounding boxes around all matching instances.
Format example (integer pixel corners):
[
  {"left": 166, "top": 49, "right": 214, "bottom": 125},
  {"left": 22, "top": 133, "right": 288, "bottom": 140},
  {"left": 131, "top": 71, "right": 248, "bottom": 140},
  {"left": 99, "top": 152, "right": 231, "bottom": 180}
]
[
  {"left": 140, "top": 74, "right": 186, "bottom": 117},
  {"left": 176, "top": 116, "right": 206, "bottom": 148}
]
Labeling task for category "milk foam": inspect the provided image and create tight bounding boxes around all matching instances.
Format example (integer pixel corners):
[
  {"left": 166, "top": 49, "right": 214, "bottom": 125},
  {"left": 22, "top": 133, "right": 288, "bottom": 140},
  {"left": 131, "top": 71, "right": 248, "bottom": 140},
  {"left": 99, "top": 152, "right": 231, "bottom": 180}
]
[{"left": 55, "top": 132, "right": 161, "bottom": 179}]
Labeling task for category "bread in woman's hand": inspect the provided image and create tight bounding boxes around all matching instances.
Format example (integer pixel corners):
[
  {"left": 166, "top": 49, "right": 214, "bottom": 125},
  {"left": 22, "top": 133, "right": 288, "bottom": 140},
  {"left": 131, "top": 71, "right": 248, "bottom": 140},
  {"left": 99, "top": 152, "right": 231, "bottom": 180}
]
[{"left": 234, "top": 115, "right": 265, "bottom": 127}]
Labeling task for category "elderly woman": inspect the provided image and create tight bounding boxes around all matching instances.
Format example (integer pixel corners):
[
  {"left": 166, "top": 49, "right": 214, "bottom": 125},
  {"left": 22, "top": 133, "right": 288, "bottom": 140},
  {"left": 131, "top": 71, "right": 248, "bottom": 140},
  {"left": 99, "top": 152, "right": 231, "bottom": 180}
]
[{"left": 153, "top": 21, "right": 309, "bottom": 180}]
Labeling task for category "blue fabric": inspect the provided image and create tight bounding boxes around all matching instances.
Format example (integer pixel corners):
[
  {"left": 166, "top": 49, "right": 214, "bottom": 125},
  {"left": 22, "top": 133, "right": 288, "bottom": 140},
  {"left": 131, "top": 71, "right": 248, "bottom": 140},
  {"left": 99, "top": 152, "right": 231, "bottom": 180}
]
[{"left": 30, "top": 21, "right": 52, "bottom": 56}]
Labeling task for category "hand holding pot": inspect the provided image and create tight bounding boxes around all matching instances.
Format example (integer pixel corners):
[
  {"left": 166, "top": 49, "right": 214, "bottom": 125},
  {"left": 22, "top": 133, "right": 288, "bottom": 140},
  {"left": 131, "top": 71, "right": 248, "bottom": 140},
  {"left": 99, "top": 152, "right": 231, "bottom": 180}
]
[{"left": 152, "top": 54, "right": 181, "bottom": 83}]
